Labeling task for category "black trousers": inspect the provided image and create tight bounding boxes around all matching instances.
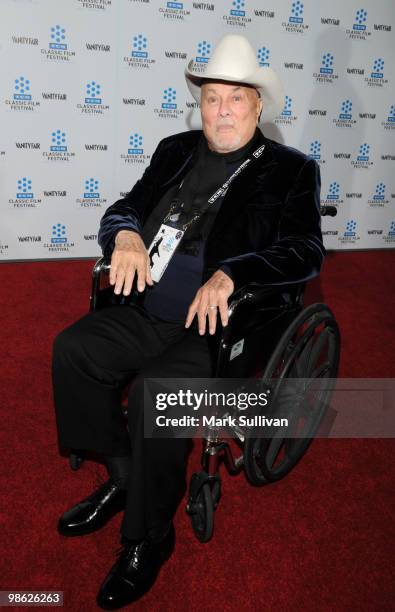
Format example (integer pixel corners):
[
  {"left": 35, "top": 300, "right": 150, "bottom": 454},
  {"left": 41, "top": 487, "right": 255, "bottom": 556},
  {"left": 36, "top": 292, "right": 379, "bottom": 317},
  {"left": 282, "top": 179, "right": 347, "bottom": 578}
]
[{"left": 52, "top": 303, "right": 215, "bottom": 540}]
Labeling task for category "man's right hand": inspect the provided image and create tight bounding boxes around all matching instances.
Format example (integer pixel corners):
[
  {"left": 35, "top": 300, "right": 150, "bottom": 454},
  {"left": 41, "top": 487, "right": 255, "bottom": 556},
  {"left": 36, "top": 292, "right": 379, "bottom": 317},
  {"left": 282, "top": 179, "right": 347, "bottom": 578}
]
[{"left": 110, "top": 230, "right": 153, "bottom": 296}]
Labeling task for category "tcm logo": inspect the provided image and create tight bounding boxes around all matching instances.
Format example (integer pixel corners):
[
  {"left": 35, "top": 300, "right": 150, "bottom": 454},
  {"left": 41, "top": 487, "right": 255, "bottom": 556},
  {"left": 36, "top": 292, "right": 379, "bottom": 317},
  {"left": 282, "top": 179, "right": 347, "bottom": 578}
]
[
  {"left": 84, "top": 178, "right": 100, "bottom": 198},
  {"left": 353, "top": 9, "right": 367, "bottom": 31},
  {"left": 49, "top": 25, "right": 67, "bottom": 50},
  {"left": 85, "top": 80, "right": 102, "bottom": 104},
  {"left": 257, "top": 46, "right": 270, "bottom": 67},
  {"left": 320, "top": 52, "right": 334, "bottom": 75},
  {"left": 344, "top": 220, "right": 357, "bottom": 237},
  {"left": 132, "top": 34, "right": 148, "bottom": 58},
  {"left": 162, "top": 87, "right": 177, "bottom": 109},
  {"left": 309, "top": 140, "right": 321, "bottom": 160},
  {"left": 17, "top": 177, "right": 33, "bottom": 199},
  {"left": 230, "top": 0, "right": 246, "bottom": 17},
  {"left": 372, "top": 182, "right": 385, "bottom": 201},
  {"left": 167, "top": 1, "right": 183, "bottom": 7},
  {"left": 339, "top": 99, "right": 352, "bottom": 120},
  {"left": 289, "top": 0, "right": 304, "bottom": 23},
  {"left": 50, "top": 130, "right": 67, "bottom": 152},
  {"left": 128, "top": 133, "right": 143, "bottom": 155},
  {"left": 51, "top": 223, "right": 67, "bottom": 244},
  {"left": 388, "top": 221, "right": 395, "bottom": 237},
  {"left": 388, "top": 105, "right": 395, "bottom": 122},
  {"left": 371, "top": 58, "right": 384, "bottom": 79},
  {"left": 195, "top": 40, "right": 211, "bottom": 64},
  {"left": 327, "top": 182, "right": 340, "bottom": 201},
  {"left": 14, "top": 76, "right": 31, "bottom": 100},
  {"left": 281, "top": 95, "right": 292, "bottom": 116},
  {"left": 357, "top": 143, "right": 370, "bottom": 161}
]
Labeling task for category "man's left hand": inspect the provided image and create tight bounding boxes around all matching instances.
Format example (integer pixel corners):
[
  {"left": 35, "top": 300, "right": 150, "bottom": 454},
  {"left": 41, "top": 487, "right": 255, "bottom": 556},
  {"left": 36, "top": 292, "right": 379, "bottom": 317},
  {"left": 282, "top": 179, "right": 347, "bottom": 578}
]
[{"left": 185, "top": 270, "right": 234, "bottom": 335}]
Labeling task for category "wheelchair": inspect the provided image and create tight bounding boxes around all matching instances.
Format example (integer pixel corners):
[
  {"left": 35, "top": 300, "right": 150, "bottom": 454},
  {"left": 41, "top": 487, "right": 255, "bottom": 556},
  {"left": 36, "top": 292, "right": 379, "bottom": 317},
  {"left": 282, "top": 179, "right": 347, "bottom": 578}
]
[{"left": 70, "top": 205, "right": 340, "bottom": 543}]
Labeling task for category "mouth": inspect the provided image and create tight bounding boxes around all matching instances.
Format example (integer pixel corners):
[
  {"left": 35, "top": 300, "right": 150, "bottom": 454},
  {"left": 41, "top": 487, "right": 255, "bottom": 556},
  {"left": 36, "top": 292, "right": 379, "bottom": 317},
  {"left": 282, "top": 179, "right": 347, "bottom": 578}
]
[{"left": 216, "top": 125, "right": 234, "bottom": 132}]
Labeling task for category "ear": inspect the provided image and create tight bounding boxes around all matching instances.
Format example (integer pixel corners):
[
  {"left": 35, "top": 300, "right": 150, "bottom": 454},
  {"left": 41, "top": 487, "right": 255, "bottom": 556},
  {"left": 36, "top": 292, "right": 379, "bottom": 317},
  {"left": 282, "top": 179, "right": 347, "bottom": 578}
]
[{"left": 257, "top": 98, "right": 263, "bottom": 123}]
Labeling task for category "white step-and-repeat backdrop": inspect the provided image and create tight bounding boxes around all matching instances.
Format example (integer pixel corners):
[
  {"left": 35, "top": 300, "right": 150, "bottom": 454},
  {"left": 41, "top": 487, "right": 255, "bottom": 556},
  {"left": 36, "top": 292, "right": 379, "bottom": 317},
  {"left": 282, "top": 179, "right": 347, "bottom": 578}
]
[{"left": 0, "top": 0, "right": 394, "bottom": 260}]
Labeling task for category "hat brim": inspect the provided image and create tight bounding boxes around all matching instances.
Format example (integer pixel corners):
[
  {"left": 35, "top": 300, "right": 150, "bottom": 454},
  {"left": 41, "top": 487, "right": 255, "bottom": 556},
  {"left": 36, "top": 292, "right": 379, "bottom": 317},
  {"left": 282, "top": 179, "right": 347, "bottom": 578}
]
[{"left": 185, "top": 61, "right": 284, "bottom": 124}]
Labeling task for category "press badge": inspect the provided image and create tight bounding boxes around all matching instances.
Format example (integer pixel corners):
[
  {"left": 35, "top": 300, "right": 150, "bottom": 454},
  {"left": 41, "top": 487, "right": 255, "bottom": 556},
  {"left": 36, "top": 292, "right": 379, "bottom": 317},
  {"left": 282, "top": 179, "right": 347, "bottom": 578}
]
[{"left": 147, "top": 224, "right": 184, "bottom": 282}]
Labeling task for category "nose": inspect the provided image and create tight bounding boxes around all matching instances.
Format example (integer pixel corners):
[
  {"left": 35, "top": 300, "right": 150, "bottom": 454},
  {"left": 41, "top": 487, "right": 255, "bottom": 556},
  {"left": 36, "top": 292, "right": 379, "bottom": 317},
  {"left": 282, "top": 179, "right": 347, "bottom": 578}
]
[{"left": 218, "top": 99, "right": 231, "bottom": 117}]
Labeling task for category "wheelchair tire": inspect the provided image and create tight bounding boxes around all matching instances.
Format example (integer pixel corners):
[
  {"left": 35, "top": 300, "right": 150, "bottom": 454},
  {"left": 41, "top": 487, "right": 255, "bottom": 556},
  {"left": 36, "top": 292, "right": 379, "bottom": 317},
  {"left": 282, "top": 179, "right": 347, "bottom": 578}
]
[
  {"left": 244, "top": 303, "right": 340, "bottom": 486},
  {"left": 190, "top": 482, "right": 214, "bottom": 543}
]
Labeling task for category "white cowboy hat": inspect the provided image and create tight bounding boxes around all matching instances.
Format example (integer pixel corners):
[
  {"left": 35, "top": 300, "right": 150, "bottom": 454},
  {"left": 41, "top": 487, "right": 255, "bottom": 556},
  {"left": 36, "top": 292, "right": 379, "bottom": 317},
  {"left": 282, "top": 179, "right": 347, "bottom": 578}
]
[{"left": 185, "top": 34, "right": 284, "bottom": 123}]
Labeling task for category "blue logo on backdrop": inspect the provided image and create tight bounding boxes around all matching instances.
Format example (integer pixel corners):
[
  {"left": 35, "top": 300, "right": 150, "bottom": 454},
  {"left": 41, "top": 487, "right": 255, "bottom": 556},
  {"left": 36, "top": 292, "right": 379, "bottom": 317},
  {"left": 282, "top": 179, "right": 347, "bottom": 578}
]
[
  {"left": 320, "top": 52, "right": 334, "bottom": 75},
  {"left": 371, "top": 58, "right": 384, "bottom": 79},
  {"left": 368, "top": 182, "right": 388, "bottom": 206},
  {"left": 309, "top": 141, "right": 321, "bottom": 160},
  {"left": 339, "top": 99, "right": 352, "bottom": 120},
  {"left": 51, "top": 223, "right": 67, "bottom": 244},
  {"left": 322, "top": 181, "right": 343, "bottom": 206},
  {"left": 17, "top": 177, "right": 33, "bottom": 199},
  {"left": 357, "top": 143, "right": 370, "bottom": 161},
  {"left": 275, "top": 95, "right": 298, "bottom": 125},
  {"left": 9, "top": 177, "right": 41, "bottom": 207},
  {"left": 44, "top": 223, "right": 74, "bottom": 252},
  {"left": 14, "top": 76, "right": 31, "bottom": 101},
  {"left": 132, "top": 34, "right": 148, "bottom": 58},
  {"left": 334, "top": 99, "right": 356, "bottom": 127},
  {"left": 314, "top": 53, "right": 338, "bottom": 83},
  {"left": 162, "top": 87, "right": 177, "bottom": 109},
  {"left": 257, "top": 47, "right": 270, "bottom": 67},
  {"left": 196, "top": 41, "right": 211, "bottom": 63},
  {"left": 388, "top": 105, "right": 395, "bottom": 122},
  {"left": 352, "top": 143, "right": 373, "bottom": 168},
  {"left": 159, "top": 1, "right": 190, "bottom": 20},
  {"left": 50, "top": 25, "right": 67, "bottom": 50},
  {"left": 282, "top": 0, "right": 308, "bottom": 33},
  {"left": 223, "top": 0, "right": 251, "bottom": 27},
  {"left": 327, "top": 182, "right": 341, "bottom": 201},
  {"left": 365, "top": 58, "right": 388, "bottom": 87},
  {"left": 128, "top": 133, "right": 143, "bottom": 154},
  {"left": 85, "top": 81, "right": 102, "bottom": 104},
  {"left": 373, "top": 182, "right": 385, "bottom": 201},
  {"left": 289, "top": 0, "right": 303, "bottom": 23},
  {"left": 50, "top": 129, "right": 67, "bottom": 152},
  {"left": 353, "top": 9, "right": 367, "bottom": 30},
  {"left": 344, "top": 220, "right": 357, "bottom": 237},
  {"left": 281, "top": 96, "right": 292, "bottom": 116},
  {"left": 382, "top": 221, "right": 395, "bottom": 243},
  {"left": 84, "top": 178, "right": 100, "bottom": 199},
  {"left": 231, "top": 0, "right": 245, "bottom": 17}
]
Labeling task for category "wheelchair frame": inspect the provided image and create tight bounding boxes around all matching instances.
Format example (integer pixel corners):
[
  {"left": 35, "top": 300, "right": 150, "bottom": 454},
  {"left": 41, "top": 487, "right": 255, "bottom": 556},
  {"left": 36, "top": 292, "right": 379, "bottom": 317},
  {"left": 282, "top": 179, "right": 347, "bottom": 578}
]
[{"left": 70, "top": 205, "right": 340, "bottom": 543}]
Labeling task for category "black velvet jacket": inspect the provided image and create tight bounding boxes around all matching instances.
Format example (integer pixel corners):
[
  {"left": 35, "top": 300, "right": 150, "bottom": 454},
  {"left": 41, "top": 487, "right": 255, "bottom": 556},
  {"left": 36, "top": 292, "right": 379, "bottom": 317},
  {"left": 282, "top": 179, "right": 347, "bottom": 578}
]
[{"left": 98, "top": 129, "right": 325, "bottom": 292}]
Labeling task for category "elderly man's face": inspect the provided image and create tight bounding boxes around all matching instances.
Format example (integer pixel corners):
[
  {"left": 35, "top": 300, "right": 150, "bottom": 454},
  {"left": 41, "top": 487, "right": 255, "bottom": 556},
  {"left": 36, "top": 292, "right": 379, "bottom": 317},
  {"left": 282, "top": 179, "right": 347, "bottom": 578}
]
[{"left": 200, "top": 81, "right": 262, "bottom": 153}]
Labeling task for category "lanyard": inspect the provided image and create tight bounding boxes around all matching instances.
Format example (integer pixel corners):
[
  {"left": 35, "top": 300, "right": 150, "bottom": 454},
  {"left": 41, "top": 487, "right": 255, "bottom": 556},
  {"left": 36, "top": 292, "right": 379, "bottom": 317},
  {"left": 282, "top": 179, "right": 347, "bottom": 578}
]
[{"left": 163, "top": 142, "right": 266, "bottom": 232}]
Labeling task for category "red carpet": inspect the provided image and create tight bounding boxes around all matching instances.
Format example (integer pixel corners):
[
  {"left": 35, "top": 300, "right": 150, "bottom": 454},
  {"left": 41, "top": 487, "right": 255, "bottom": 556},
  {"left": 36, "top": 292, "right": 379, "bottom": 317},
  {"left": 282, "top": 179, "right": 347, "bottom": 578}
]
[{"left": 0, "top": 251, "right": 394, "bottom": 611}]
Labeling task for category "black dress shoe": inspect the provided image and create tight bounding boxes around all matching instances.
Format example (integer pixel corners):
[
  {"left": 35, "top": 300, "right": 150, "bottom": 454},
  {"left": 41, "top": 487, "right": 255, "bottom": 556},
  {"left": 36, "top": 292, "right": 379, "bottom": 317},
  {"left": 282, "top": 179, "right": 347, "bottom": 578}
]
[
  {"left": 58, "top": 479, "right": 127, "bottom": 537},
  {"left": 96, "top": 523, "right": 175, "bottom": 610}
]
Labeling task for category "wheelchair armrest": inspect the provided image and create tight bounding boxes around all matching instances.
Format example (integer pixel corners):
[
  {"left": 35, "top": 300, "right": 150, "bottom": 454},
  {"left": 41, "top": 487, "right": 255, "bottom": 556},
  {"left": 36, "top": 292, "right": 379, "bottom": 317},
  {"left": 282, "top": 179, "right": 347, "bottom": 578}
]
[
  {"left": 90, "top": 256, "right": 111, "bottom": 311},
  {"left": 227, "top": 282, "right": 305, "bottom": 321}
]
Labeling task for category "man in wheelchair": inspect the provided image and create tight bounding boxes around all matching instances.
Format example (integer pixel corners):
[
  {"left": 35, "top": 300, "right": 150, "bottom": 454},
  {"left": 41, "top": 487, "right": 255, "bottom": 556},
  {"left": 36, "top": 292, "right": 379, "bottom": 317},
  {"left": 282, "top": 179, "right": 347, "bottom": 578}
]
[{"left": 52, "top": 34, "right": 325, "bottom": 610}]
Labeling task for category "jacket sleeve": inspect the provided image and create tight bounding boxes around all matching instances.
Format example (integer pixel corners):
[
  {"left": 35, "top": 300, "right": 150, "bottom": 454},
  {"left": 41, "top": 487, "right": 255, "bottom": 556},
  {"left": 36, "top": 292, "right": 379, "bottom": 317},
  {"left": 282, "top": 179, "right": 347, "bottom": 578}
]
[
  {"left": 98, "top": 139, "right": 165, "bottom": 258},
  {"left": 218, "top": 158, "right": 325, "bottom": 290}
]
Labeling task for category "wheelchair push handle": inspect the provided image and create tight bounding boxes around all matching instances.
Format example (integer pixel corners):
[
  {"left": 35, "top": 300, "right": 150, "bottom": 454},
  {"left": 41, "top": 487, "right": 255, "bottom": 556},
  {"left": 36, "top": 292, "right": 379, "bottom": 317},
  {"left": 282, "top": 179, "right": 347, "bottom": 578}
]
[{"left": 320, "top": 205, "right": 337, "bottom": 217}]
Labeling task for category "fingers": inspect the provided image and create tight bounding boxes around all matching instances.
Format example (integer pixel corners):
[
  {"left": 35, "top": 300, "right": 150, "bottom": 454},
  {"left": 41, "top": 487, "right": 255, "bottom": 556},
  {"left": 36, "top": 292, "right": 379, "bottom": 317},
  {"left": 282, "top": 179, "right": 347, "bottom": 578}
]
[{"left": 207, "top": 290, "right": 218, "bottom": 335}]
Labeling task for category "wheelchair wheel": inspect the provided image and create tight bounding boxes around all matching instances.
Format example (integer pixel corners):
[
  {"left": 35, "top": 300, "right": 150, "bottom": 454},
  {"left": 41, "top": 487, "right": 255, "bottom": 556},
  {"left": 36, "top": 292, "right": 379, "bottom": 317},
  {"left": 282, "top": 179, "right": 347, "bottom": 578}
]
[
  {"left": 244, "top": 303, "right": 340, "bottom": 485},
  {"left": 187, "top": 472, "right": 221, "bottom": 542}
]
